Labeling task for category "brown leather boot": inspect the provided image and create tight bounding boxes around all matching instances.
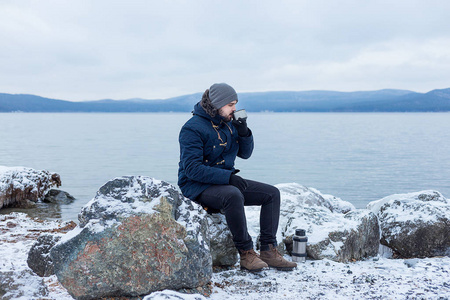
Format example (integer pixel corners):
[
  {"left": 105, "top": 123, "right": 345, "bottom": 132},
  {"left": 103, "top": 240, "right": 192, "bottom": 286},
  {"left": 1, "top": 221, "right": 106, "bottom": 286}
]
[
  {"left": 239, "top": 249, "right": 268, "bottom": 272},
  {"left": 260, "top": 244, "right": 297, "bottom": 271}
]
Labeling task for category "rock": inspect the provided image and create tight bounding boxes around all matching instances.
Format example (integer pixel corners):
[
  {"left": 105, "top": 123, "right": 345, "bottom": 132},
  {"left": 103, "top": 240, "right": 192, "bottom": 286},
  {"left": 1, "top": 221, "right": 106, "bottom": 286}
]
[
  {"left": 303, "top": 210, "right": 380, "bottom": 262},
  {"left": 277, "top": 183, "right": 355, "bottom": 214},
  {"left": 27, "top": 234, "right": 62, "bottom": 277},
  {"left": 77, "top": 176, "right": 184, "bottom": 227},
  {"left": 50, "top": 176, "right": 212, "bottom": 300},
  {"left": 0, "top": 166, "right": 61, "bottom": 209},
  {"left": 270, "top": 183, "right": 379, "bottom": 262},
  {"left": 43, "top": 189, "right": 75, "bottom": 204},
  {"left": 205, "top": 213, "right": 238, "bottom": 266},
  {"left": 368, "top": 190, "right": 450, "bottom": 258}
]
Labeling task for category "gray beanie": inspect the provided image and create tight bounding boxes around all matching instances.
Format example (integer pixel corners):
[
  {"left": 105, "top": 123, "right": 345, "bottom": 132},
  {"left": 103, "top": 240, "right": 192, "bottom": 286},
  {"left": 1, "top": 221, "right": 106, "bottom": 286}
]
[{"left": 209, "top": 83, "right": 238, "bottom": 109}]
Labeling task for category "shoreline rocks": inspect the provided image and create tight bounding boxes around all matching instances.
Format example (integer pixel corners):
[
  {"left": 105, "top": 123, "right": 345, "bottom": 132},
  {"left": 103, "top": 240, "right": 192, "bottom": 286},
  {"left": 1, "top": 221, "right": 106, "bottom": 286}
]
[
  {"left": 43, "top": 189, "right": 75, "bottom": 204},
  {"left": 27, "top": 234, "right": 63, "bottom": 277},
  {"left": 0, "top": 166, "right": 61, "bottom": 209},
  {"left": 273, "top": 183, "right": 380, "bottom": 262},
  {"left": 50, "top": 176, "right": 212, "bottom": 300},
  {"left": 368, "top": 190, "right": 450, "bottom": 258},
  {"left": 2, "top": 167, "right": 448, "bottom": 298}
]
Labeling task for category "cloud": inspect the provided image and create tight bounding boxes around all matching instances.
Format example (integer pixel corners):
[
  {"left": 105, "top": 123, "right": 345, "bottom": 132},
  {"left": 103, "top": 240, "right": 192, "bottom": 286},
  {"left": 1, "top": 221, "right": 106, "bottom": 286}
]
[{"left": 1, "top": 0, "right": 450, "bottom": 100}]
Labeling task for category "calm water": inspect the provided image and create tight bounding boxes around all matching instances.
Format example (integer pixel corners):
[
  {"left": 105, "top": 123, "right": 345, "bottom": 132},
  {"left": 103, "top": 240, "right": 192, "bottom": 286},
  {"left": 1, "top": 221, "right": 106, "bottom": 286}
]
[{"left": 1, "top": 112, "right": 449, "bottom": 222}]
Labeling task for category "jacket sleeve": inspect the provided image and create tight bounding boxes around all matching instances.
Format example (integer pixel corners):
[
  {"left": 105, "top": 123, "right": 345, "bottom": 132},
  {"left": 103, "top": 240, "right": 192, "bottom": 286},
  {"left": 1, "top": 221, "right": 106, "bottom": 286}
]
[
  {"left": 179, "top": 126, "right": 233, "bottom": 184},
  {"left": 237, "top": 128, "right": 254, "bottom": 159}
]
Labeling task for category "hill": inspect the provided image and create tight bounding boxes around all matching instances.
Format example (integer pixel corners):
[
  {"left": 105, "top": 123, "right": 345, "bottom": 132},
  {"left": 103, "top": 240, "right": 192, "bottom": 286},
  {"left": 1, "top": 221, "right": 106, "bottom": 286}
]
[{"left": 1, "top": 88, "right": 449, "bottom": 112}]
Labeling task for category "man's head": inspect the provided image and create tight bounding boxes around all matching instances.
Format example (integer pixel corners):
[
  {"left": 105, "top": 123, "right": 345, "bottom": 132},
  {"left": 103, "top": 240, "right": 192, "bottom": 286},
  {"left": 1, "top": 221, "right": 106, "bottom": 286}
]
[{"left": 209, "top": 83, "right": 238, "bottom": 122}]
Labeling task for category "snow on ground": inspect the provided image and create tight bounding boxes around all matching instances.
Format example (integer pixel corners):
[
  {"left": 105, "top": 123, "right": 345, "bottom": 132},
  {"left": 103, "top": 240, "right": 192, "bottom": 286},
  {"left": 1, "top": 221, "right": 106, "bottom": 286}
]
[
  {"left": 208, "top": 257, "right": 450, "bottom": 300},
  {"left": 0, "top": 212, "right": 74, "bottom": 300},
  {"left": 1, "top": 212, "right": 449, "bottom": 300}
]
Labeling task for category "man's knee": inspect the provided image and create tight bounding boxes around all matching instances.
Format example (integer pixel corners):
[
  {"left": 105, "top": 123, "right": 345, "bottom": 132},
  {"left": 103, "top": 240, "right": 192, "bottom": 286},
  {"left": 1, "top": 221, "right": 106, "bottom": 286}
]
[
  {"left": 264, "top": 184, "right": 280, "bottom": 202},
  {"left": 222, "top": 186, "right": 245, "bottom": 209},
  {"left": 273, "top": 186, "right": 280, "bottom": 201}
]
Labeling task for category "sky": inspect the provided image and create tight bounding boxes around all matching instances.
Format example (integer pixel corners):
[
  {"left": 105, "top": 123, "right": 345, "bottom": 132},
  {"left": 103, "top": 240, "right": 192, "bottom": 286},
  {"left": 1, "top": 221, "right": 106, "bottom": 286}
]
[{"left": 1, "top": 0, "right": 450, "bottom": 101}]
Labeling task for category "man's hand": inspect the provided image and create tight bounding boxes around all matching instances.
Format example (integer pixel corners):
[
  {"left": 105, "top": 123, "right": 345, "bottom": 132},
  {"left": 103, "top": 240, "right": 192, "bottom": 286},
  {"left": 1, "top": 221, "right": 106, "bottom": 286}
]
[
  {"left": 229, "top": 174, "right": 248, "bottom": 192},
  {"left": 232, "top": 118, "right": 249, "bottom": 137}
]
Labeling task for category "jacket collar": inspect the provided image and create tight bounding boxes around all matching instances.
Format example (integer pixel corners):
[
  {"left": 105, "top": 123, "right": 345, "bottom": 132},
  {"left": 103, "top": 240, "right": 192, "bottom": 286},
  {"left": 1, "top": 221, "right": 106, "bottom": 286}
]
[{"left": 193, "top": 102, "right": 228, "bottom": 125}]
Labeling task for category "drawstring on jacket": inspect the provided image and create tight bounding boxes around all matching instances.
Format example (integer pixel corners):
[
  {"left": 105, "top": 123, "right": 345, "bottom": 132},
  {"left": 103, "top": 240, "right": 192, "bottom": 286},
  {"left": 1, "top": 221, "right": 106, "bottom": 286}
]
[{"left": 211, "top": 120, "right": 233, "bottom": 147}]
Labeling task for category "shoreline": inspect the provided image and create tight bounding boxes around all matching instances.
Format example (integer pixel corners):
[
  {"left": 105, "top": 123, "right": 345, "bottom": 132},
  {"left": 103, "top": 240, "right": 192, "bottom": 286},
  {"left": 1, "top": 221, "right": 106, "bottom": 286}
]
[{"left": 1, "top": 212, "right": 449, "bottom": 299}]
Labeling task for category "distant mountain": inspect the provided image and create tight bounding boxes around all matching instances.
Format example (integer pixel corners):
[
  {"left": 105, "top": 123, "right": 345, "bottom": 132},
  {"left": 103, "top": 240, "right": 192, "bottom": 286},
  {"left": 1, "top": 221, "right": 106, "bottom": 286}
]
[
  {"left": 332, "top": 88, "right": 450, "bottom": 112},
  {"left": 1, "top": 88, "right": 450, "bottom": 112},
  {"left": 238, "top": 89, "right": 416, "bottom": 112}
]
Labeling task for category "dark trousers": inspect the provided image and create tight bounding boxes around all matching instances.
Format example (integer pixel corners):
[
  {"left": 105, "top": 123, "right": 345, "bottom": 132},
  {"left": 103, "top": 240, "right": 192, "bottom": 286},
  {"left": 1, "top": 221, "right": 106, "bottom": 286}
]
[{"left": 197, "top": 179, "right": 280, "bottom": 251}]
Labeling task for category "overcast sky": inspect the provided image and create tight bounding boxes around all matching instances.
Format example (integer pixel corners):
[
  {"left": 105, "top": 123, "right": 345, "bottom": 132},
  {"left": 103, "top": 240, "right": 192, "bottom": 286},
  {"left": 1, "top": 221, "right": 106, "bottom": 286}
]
[{"left": 1, "top": 1, "right": 450, "bottom": 101}]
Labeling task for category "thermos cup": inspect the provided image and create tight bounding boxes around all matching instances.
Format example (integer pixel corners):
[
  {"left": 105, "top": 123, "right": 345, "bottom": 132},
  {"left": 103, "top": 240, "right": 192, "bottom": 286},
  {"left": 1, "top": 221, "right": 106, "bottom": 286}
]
[
  {"left": 292, "top": 229, "right": 308, "bottom": 262},
  {"left": 233, "top": 109, "right": 247, "bottom": 120}
]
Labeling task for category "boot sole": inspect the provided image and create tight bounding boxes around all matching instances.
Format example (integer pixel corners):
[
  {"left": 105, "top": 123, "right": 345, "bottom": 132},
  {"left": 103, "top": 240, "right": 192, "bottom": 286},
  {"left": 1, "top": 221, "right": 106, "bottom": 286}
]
[
  {"left": 240, "top": 266, "right": 265, "bottom": 273},
  {"left": 268, "top": 266, "right": 296, "bottom": 271}
]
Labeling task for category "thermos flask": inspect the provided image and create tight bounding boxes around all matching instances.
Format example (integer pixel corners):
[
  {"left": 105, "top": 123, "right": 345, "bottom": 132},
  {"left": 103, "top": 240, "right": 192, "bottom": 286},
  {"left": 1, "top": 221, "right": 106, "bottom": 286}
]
[{"left": 292, "top": 229, "right": 307, "bottom": 262}]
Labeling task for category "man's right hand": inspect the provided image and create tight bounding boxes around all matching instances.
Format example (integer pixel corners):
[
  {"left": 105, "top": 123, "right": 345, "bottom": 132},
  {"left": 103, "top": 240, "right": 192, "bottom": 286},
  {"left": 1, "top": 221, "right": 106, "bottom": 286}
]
[{"left": 229, "top": 174, "right": 248, "bottom": 192}]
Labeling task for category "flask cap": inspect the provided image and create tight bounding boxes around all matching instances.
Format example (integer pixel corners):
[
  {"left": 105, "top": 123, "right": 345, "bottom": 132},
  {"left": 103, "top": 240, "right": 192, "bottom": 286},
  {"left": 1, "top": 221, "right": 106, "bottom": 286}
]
[{"left": 295, "top": 229, "right": 306, "bottom": 236}]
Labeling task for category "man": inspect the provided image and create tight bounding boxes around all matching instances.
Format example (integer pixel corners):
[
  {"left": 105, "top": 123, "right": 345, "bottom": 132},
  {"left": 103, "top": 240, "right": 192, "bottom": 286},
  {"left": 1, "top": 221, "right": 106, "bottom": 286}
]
[{"left": 178, "top": 83, "right": 296, "bottom": 272}]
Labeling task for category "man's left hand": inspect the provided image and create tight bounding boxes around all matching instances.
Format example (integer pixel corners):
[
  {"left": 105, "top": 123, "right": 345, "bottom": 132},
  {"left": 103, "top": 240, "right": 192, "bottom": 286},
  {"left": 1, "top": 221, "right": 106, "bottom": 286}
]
[{"left": 232, "top": 118, "right": 249, "bottom": 137}]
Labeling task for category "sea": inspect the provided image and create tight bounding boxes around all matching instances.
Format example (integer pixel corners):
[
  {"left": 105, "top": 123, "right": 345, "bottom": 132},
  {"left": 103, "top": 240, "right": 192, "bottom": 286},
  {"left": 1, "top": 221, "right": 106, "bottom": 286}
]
[{"left": 1, "top": 112, "right": 449, "bottom": 222}]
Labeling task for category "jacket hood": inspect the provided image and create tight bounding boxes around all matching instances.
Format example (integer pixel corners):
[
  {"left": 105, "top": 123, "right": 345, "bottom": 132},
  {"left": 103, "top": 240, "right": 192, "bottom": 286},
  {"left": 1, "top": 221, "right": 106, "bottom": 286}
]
[{"left": 193, "top": 102, "right": 226, "bottom": 124}]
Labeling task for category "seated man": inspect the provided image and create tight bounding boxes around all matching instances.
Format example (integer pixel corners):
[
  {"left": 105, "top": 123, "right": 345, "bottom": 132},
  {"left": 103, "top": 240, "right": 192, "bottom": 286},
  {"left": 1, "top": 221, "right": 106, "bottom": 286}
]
[{"left": 178, "top": 83, "right": 296, "bottom": 272}]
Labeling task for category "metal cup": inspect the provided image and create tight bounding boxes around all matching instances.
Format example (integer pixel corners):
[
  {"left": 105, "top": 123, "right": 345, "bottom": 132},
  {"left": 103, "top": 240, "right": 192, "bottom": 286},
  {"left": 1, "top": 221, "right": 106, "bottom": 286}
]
[
  {"left": 292, "top": 229, "right": 308, "bottom": 263},
  {"left": 233, "top": 109, "right": 247, "bottom": 120}
]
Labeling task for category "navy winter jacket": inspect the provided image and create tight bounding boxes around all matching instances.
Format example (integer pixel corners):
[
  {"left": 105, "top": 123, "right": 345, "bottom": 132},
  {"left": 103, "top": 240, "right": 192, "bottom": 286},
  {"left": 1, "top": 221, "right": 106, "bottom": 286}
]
[{"left": 178, "top": 102, "right": 254, "bottom": 200}]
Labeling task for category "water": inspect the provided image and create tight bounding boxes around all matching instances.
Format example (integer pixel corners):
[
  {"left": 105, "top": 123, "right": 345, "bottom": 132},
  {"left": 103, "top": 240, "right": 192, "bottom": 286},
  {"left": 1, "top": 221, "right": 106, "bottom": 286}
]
[{"left": 1, "top": 112, "right": 449, "bottom": 222}]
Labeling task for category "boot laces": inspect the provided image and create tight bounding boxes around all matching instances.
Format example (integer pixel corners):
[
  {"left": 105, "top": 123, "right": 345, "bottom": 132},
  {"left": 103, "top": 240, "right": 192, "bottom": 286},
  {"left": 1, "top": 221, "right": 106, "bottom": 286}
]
[
  {"left": 270, "top": 246, "right": 284, "bottom": 261},
  {"left": 242, "top": 249, "right": 259, "bottom": 263}
]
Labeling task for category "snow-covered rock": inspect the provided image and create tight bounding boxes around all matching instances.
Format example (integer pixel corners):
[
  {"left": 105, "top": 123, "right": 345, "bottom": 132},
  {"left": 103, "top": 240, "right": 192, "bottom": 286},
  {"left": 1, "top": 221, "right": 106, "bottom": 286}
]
[
  {"left": 246, "top": 183, "right": 379, "bottom": 262},
  {"left": 0, "top": 166, "right": 61, "bottom": 209},
  {"left": 206, "top": 213, "right": 238, "bottom": 266},
  {"left": 368, "top": 190, "right": 450, "bottom": 258},
  {"left": 27, "top": 234, "right": 62, "bottom": 277},
  {"left": 305, "top": 210, "right": 379, "bottom": 262},
  {"left": 50, "top": 176, "right": 212, "bottom": 300},
  {"left": 277, "top": 183, "right": 355, "bottom": 214}
]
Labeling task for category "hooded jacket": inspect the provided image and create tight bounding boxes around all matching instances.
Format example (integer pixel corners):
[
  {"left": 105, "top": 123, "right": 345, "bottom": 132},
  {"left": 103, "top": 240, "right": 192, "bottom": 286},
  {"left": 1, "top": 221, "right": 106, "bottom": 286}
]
[{"left": 178, "top": 102, "right": 254, "bottom": 200}]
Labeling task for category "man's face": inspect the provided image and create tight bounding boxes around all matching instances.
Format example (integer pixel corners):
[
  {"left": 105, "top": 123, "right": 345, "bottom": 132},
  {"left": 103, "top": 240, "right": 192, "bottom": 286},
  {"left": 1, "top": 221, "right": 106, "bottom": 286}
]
[{"left": 218, "top": 100, "right": 237, "bottom": 122}]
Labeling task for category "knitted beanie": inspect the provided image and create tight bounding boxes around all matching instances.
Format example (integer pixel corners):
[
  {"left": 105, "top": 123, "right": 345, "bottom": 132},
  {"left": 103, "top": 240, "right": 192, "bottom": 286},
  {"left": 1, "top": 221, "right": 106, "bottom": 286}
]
[{"left": 209, "top": 83, "right": 238, "bottom": 109}]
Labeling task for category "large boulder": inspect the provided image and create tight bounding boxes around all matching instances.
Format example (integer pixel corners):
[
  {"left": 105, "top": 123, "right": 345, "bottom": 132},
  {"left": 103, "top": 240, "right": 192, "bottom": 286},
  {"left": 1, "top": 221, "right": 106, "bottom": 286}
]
[
  {"left": 368, "top": 190, "right": 450, "bottom": 258},
  {"left": 247, "top": 183, "right": 379, "bottom": 262},
  {"left": 304, "top": 210, "right": 380, "bottom": 261},
  {"left": 50, "top": 176, "right": 212, "bottom": 300},
  {"left": 0, "top": 166, "right": 61, "bottom": 209}
]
